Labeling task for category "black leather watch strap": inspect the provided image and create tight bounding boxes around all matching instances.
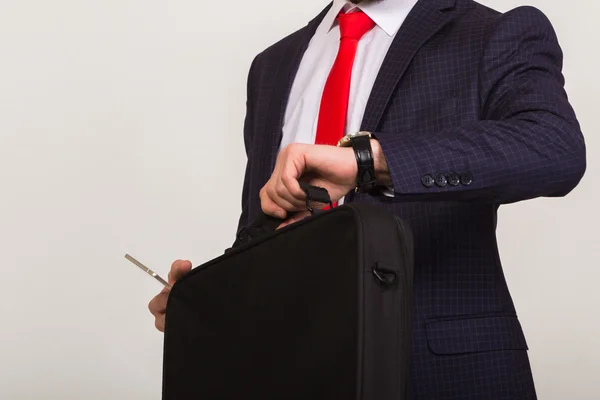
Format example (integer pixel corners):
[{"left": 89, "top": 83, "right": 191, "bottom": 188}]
[{"left": 351, "top": 135, "right": 377, "bottom": 194}]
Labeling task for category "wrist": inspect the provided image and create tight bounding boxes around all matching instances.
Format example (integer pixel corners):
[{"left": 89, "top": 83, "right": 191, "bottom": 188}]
[{"left": 370, "top": 139, "right": 392, "bottom": 186}]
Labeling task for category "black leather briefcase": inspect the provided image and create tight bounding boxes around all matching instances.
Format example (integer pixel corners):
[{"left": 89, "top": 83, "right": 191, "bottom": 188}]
[{"left": 163, "top": 187, "right": 414, "bottom": 400}]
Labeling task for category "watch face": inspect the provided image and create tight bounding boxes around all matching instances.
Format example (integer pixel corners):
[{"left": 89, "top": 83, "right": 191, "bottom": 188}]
[
  {"left": 337, "top": 136, "right": 351, "bottom": 147},
  {"left": 337, "top": 131, "right": 371, "bottom": 147}
]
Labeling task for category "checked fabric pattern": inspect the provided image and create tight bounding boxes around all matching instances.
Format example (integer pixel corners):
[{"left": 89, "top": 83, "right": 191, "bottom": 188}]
[{"left": 236, "top": 0, "right": 586, "bottom": 398}]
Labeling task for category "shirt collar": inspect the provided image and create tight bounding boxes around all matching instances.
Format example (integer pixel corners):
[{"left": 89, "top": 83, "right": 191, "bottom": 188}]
[{"left": 325, "top": 0, "right": 419, "bottom": 37}]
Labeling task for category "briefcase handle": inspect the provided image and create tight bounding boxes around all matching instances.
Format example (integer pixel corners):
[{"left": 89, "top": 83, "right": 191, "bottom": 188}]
[
  {"left": 299, "top": 182, "right": 333, "bottom": 213},
  {"left": 230, "top": 184, "right": 332, "bottom": 249}
]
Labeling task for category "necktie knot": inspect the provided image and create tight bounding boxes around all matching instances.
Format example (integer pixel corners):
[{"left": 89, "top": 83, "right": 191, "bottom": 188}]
[{"left": 337, "top": 10, "right": 375, "bottom": 41}]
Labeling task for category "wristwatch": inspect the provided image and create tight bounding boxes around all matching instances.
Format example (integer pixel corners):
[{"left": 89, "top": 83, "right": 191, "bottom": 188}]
[{"left": 337, "top": 131, "right": 377, "bottom": 194}]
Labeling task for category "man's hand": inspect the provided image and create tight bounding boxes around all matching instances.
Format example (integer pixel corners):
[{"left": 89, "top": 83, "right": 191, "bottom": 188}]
[
  {"left": 148, "top": 259, "right": 192, "bottom": 332},
  {"left": 260, "top": 143, "right": 357, "bottom": 220},
  {"left": 261, "top": 139, "right": 390, "bottom": 221}
]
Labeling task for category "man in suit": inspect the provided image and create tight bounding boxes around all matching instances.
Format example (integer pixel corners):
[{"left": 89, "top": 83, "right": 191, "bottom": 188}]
[{"left": 149, "top": 0, "right": 586, "bottom": 397}]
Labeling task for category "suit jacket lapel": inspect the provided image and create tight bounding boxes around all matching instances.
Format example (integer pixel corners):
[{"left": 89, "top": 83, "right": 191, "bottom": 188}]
[
  {"left": 361, "top": 0, "right": 457, "bottom": 132},
  {"left": 266, "top": 4, "right": 332, "bottom": 172}
]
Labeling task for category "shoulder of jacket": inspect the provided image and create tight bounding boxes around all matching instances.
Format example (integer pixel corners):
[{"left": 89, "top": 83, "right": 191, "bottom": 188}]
[{"left": 252, "top": 26, "right": 309, "bottom": 67}]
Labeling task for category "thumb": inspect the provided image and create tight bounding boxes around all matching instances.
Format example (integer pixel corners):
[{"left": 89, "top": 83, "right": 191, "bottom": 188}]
[
  {"left": 168, "top": 259, "right": 193, "bottom": 287},
  {"left": 277, "top": 210, "right": 311, "bottom": 229}
]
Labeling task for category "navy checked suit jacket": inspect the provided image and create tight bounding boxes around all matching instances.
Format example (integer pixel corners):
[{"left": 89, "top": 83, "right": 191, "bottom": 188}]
[{"left": 236, "top": 0, "right": 586, "bottom": 398}]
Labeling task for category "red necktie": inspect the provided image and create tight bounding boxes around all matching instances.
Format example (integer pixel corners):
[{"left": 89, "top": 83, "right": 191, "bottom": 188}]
[
  {"left": 315, "top": 10, "right": 375, "bottom": 146},
  {"left": 314, "top": 10, "right": 375, "bottom": 207}
]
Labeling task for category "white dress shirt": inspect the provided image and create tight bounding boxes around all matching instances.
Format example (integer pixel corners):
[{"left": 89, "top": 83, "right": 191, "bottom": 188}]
[{"left": 280, "top": 0, "right": 419, "bottom": 149}]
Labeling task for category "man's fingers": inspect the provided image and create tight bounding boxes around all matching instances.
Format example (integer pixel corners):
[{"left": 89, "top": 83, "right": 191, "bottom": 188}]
[
  {"left": 277, "top": 210, "right": 311, "bottom": 229},
  {"left": 282, "top": 173, "right": 306, "bottom": 203},
  {"left": 273, "top": 184, "right": 304, "bottom": 210},
  {"left": 148, "top": 259, "right": 192, "bottom": 333},
  {"left": 261, "top": 187, "right": 287, "bottom": 219},
  {"left": 148, "top": 292, "right": 169, "bottom": 316},
  {"left": 168, "top": 259, "right": 192, "bottom": 285},
  {"left": 155, "top": 314, "right": 166, "bottom": 333},
  {"left": 277, "top": 171, "right": 306, "bottom": 209}
]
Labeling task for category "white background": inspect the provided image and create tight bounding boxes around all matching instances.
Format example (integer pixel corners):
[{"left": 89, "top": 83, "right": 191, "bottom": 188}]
[{"left": 0, "top": 0, "right": 598, "bottom": 399}]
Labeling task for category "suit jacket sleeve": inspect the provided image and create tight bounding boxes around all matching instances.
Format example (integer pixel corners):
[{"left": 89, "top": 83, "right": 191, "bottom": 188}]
[{"left": 374, "top": 6, "right": 586, "bottom": 204}]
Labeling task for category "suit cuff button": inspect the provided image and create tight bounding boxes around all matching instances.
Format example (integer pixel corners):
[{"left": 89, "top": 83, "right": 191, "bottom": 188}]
[
  {"left": 421, "top": 174, "right": 435, "bottom": 188},
  {"left": 447, "top": 172, "right": 460, "bottom": 186},
  {"left": 435, "top": 174, "right": 448, "bottom": 188},
  {"left": 460, "top": 172, "right": 473, "bottom": 186}
]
